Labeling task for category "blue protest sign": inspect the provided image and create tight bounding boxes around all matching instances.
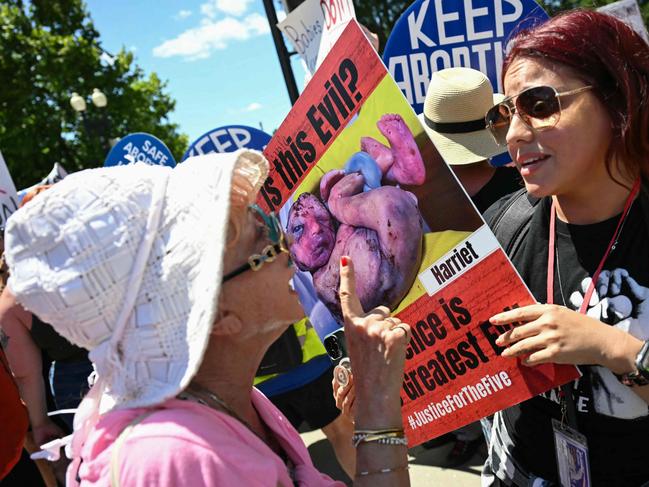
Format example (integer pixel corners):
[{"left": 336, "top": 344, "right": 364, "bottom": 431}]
[
  {"left": 104, "top": 133, "right": 176, "bottom": 168},
  {"left": 383, "top": 0, "right": 549, "bottom": 115},
  {"left": 182, "top": 125, "right": 272, "bottom": 161}
]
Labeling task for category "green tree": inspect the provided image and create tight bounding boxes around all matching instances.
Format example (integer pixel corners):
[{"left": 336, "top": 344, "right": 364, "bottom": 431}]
[
  {"left": 354, "top": 0, "right": 649, "bottom": 55},
  {"left": 353, "top": 2, "right": 410, "bottom": 54},
  {"left": 543, "top": 0, "right": 648, "bottom": 22},
  {"left": 0, "top": 0, "right": 188, "bottom": 188}
]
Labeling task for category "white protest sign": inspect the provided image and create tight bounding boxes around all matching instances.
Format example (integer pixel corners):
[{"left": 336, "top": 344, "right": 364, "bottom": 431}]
[
  {"left": 278, "top": 0, "right": 355, "bottom": 74},
  {"left": 317, "top": 0, "right": 356, "bottom": 69},
  {"left": 0, "top": 151, "right": 20, "bottom": 229},
  {"left": 598, "top": 0, "right": 649, "bottom": 44}
]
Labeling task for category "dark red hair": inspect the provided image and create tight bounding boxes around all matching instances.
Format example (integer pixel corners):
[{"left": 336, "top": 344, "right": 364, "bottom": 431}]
[{"left": 503, "top": 9, "right": 649, "bottom": 183}]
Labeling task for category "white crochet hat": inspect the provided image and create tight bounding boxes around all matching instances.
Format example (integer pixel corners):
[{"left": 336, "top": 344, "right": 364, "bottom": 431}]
[{"left": 5, "top": 150, "right": 268, "bottom": 412}]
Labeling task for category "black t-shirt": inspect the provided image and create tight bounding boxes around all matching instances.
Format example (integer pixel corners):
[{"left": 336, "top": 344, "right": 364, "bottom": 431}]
[
  {"left": 472, "top": 167, "right": 522, "bottom": 214},
  {"left": 500, "top": 196, "right": 649, "bottom": 486}
]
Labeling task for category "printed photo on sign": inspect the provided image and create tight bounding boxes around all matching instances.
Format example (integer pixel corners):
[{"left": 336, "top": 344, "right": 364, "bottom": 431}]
[{"left": 259, "top": 21, "right": 579, "bottom": 446}]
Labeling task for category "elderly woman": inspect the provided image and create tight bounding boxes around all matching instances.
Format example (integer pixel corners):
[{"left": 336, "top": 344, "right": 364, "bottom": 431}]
[
  {"left": 480, "top": 10, "right": 649, "bottom": 486},
  {"left": 3, "top": 151, "right": 411, "bottom": 486}
]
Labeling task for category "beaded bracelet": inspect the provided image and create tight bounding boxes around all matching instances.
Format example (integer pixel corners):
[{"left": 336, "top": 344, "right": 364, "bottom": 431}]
[
  {"left": 356, "top": 465, "right": 409, "bottom": 477},
  {"left": 352, "top": 431, "right": 408, "bottom": 448},
  {"left": 354, "top": 428, "right": 404, "bottom": 435}
]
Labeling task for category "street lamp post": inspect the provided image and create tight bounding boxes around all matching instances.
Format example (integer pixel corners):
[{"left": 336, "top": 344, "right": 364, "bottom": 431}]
[
  {"left": 70, "top": 89, "right": 111, "bottom": 153},
  {"left": 262, "top": 0, "right": 300, "bottom": 106}
]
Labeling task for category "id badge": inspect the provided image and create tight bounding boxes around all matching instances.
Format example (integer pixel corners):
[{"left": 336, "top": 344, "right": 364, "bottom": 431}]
[{"left": 552, "top": 418, "right": 591, "bottom": 487}]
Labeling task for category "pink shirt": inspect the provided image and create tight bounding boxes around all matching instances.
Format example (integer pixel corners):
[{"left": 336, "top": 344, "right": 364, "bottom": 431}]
[{"left": 70, "top": 389, "right": 344, "bottom": 487}]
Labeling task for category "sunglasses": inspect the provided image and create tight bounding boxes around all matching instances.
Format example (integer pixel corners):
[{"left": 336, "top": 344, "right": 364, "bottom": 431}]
[
  {"left": 485, "top": 85, "right": 593, "bottom": 146},
  {"left": 222, "top": 204, "right": 290, "bottom": 283}
]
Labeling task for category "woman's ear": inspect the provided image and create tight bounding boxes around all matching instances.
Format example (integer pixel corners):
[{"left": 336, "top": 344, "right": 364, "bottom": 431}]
[{"left": 212, "top": 310, "right": 242, "bottom": 336}]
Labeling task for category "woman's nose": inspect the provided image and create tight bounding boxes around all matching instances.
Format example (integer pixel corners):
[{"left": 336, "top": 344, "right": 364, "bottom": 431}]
[{"left": 505, "top": 111, "right": 535, "bottom": 147}]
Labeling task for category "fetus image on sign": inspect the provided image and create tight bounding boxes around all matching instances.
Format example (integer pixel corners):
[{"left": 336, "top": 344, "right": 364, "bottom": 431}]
[{"left": 287, "top": 114, "right": 425, "bottom": 321}]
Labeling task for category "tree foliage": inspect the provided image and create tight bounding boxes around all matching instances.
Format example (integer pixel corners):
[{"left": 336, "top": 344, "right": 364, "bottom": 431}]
[
  {"left": 353, "top": 0, "right": 649, "bottom": 55},
  {"left": 0, "top": 0, "right": 188, "bottom": 188}
]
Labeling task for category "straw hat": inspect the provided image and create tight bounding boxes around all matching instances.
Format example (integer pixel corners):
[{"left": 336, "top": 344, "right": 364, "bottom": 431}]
[
  {"left": 5, "top": 150, "right": 268, "bottom": 412},
  {"left": 420, "top": 67, "right": 505, "bottom": 165}
]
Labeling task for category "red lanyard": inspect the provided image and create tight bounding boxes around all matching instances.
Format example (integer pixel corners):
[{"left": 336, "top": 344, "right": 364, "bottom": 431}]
[{"left": 547, "top": 179, "right": 641, "bottom": 312}]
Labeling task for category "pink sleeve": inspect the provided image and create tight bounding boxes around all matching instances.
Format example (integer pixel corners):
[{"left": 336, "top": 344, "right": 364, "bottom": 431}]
[{"left": 116, "top": 434, "right": 281, "bottom": 487}]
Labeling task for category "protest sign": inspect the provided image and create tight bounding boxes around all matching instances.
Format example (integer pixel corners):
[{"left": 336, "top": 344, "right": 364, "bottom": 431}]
[
  {"left": 598, "top": 0, "right": 649, "bottom": 44},
  {"left": 104, "top": 133, "right": 176, "bottom": 168},
  {"left": 0, "top": 151, "right": 20, "bottom": 229},
  {"left": 182, "top": 125, "right": 272, "bottom": 160},
  {"left": 278, "top": 0, "right": 355, "bottom": 74},
  {"left": 383, "top": 0, "right": 549, "bottom": 115},
  {"left": 260, "top": 21, "right": 579, "bottom": 446}
]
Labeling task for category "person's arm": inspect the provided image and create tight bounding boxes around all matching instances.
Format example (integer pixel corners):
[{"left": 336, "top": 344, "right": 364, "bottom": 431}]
[
  {"left": 0, "top": 288, "right": 66, "bottom": 445},
  {"left": 338, "top": 256, "right": 410, "bottom": 487},
  {"left": 492, "top": 304, "right": 649, "bottom": 404}
]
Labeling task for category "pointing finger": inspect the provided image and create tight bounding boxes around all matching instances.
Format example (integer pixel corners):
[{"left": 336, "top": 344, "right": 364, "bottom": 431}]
[{"left": 339, "top": 256, "right": 364, "bottom": 321}]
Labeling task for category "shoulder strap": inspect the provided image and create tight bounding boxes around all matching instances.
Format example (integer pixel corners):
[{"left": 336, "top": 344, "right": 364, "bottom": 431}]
[
  {"left": 110, "top": 410, "right": 158, "bottom": 487},
  {"left": 639, "top": 179, "right": 649, "bottom": 231},
  {"left": 487, "top": 188, "right": 541, "bottom": 255}
]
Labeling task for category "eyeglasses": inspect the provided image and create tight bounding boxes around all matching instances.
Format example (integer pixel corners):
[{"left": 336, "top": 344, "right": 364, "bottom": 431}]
[
  {"left": 485, "top": 85, "right": 593, "bottom": 146},
  {"left": 222, "top": 204, "right": 290, "bottom": 283}
]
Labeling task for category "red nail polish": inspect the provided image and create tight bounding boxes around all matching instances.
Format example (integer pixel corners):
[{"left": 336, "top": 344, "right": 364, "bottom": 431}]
[{"left": 341, "top": 256, "right": 348, "bottom": 267}]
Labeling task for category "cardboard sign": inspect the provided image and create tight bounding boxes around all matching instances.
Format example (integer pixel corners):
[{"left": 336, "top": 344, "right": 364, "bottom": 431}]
[
  {"left": 0, "top": 151, "right": 20, "bottom": 230},
  {"left": 382, "top": 0, "right": 549, "bottom": 115},
  {"left": 278, "top": 0, "right": 356, "bottom": 74},
  {"left": 104, "top": 133, "right": 176, "bottom": 168},
  {"left": 598, "top": 0, "right": 649, "bottom": 44},
  {"left": 260, "top": 21, "right": 579, "bottom": 446},
  {"left": 182, "top": 125, "right": 272, "bottom": 161}
]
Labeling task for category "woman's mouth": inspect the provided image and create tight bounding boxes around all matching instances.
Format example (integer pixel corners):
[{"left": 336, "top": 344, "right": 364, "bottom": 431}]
[{"left": 518, "top": 154, "right": 550, "bottom": 176}]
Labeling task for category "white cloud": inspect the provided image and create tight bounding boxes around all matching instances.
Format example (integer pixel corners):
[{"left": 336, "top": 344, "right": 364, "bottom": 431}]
[
  {"left": 201, "top": 0, "right": 254, "bottom": 18},
  {"left": 244, "top": 102, "right": 263, "bottom": 112},
  {"left": 152, "top": 13, "right": 269, "bottom": 61},
  {"left": 174, "top": 9, "right": 192, "bottom": 20}
]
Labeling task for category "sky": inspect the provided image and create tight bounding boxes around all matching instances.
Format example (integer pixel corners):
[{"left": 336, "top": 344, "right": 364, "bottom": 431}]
[{"left": 85, "top": 0, "right": 306, "bottom": 144}]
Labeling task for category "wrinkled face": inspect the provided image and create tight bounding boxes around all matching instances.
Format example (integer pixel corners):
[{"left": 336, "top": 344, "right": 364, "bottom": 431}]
[
  {"left": 287, "top": 193, "right": 336, "bottom": 272},
  {"left": 504, "top": 57, "right": 613, "bottom": 199},
  {"left": 221, "top": 208, "right": 303, "bottom": 334}
]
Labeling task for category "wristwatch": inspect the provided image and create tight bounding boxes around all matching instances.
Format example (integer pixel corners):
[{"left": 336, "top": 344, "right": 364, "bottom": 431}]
[
  {"left": 636, "top": 339, "right": 649, "bottom": 380},
  {"left": 616, "top": 340, "right": 649, "bottom": 387}
]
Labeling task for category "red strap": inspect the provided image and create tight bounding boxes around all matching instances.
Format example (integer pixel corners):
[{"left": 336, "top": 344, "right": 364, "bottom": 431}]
[{"left": 547, "top": 179, "right": 641, "bottom": 313}]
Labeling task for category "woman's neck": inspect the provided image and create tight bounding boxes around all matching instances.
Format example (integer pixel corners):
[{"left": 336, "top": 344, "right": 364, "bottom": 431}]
[
  {"left": 190, "top": 333, "right": 269, "bottom": 429},
  {"left": 553, "top": 172, "right": 637, "bottom": 224}
]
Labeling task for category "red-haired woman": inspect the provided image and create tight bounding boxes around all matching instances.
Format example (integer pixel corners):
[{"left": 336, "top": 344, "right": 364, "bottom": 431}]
[{"left": 482, "top": 9, "right": 649, "bottom": 486}]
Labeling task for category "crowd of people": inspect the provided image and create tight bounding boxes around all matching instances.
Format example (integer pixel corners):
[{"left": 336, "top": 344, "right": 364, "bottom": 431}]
[{"left": 1, "top": 8, "right": 649, "bottom": 487}]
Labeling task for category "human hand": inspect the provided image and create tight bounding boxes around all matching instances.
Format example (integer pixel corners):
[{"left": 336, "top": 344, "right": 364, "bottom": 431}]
[
  {"left": 32, "top": 418, "right": 66, "bottom": 449},
  {"left": 332, "top": 374, "right": 355, "bottom": 420},
  {"left": 491, "top": 303, "right": 626, "bottom": 369},
  {"left": 338, "top": 255, "right": 410, "bottom": 428},
  {"left": 359, "top": 24, "right": 379, "bottom": 52}
]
